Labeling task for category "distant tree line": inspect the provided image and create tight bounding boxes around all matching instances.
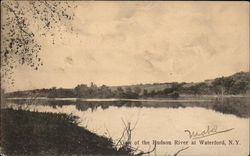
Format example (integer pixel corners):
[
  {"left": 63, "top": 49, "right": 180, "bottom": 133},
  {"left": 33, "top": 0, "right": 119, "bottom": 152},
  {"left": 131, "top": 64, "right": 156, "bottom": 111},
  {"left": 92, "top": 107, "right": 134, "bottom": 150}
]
[
  {"left": 5, "top": 82, "right": 179, "bottom": 99},
  {"left": 180, "top": 72, "right": 249, "bottom": 95},
  {"left": 5, "top": 72, "right": 249, "bottom": 99}
]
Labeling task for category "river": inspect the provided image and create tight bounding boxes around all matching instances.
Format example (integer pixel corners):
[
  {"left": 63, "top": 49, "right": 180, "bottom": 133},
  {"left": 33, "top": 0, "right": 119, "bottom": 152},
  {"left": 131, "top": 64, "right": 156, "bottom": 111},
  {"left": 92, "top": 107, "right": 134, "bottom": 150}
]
[{"left": 4, "top": 97, "right": 249, "bottom": 156}]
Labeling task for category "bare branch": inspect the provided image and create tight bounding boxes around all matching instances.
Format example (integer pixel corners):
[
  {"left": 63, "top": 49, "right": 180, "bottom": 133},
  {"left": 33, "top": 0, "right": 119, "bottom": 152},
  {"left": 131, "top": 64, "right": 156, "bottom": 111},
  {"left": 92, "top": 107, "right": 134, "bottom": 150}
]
[
  {"left": 134, "top": 143, "right": 157, "bottom": 156},
  {"left": 173, "top": 146, "right": 190, "bottom": 156}
]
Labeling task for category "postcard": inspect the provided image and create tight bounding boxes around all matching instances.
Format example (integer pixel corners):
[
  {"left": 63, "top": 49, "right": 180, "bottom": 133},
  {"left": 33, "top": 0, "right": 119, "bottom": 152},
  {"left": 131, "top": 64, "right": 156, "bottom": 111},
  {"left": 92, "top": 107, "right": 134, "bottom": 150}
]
[{"left": 1, "top": 1, "right": 249, "bottom": 156}]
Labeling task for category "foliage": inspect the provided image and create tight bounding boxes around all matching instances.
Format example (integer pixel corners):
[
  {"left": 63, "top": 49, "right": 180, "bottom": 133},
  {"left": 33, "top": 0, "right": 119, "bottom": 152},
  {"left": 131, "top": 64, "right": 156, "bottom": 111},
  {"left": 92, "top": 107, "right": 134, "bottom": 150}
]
[
  {"left": 4, "top": 72, "right": 249, "bottom": 98},
  {"left": 1, "top": 1, "right": 76, "bottom": 85}
]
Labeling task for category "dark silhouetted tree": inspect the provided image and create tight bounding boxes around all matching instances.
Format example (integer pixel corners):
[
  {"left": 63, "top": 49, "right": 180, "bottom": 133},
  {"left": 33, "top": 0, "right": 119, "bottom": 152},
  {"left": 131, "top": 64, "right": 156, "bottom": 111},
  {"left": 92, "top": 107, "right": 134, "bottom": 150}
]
[{"left": 1, "top": 1, "right": 76, "bottom": 86}]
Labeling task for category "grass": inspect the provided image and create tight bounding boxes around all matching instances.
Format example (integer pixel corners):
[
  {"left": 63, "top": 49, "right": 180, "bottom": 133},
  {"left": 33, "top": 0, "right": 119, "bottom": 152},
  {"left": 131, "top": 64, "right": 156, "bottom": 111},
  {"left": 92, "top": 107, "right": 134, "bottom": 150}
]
[{"left": 0, "top": 108, "right": 132, "bottom": 156}]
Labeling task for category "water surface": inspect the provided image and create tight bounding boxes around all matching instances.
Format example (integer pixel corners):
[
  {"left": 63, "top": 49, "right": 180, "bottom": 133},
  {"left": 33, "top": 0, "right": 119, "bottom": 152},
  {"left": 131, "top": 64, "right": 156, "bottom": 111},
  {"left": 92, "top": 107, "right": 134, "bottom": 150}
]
[{"left": 4, "top": 97, "right": 249, "bottom": 156}]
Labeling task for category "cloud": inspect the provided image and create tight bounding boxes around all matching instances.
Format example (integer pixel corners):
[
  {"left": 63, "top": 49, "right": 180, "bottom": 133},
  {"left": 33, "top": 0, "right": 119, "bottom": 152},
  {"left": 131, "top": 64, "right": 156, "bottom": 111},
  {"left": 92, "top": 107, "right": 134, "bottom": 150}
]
[{"left": 7, "top": 1, "right": 249, "bottom": 91}]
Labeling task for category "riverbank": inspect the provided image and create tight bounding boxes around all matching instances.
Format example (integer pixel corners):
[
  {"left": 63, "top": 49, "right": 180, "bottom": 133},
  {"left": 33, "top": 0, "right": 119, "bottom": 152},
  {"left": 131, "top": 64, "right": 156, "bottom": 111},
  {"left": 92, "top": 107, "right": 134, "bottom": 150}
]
[{"left": 0, "top": 108, "right": 132, "bottom": 156}]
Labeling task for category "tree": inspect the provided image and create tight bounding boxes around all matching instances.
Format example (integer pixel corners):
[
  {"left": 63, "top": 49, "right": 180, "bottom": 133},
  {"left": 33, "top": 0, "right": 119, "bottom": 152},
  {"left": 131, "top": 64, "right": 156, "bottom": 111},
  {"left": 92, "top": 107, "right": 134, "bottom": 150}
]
[
  {"left": 74, "top": 84, "right": 88, "bottom": 97},
  {"left": 123, "top": 87, "right": 138, "bottom": 99},
  {"left": 149, "top": 90, "right": 156, "bottom": 97},
  {"left": 188, "top": 83, "right": 208, "bottom": 95},
  {"left": 115, "top": 87, "right": 124, "bottom": 98},
  {"left": 133, "top": 86, "right": 141, "bottom": 95},
  {"left": 142, "top": 89, "right": 148, "bottom": 97},
  {"left": 89, "top": 82, "right": 98, "bottom": 97},
  {"left": 125, "top": 87, "right": 132, "bottom": 94},
  {"left": 222, "top": 77, "right": 235, "bottom": 94},
  {"left": 212, "top": 77, "right": 228, "bottom": 95},
  {"left": 1, "top": 1, "right": 76, "bottom": 86},
  {"left": 231, "top": 80, "right": 248, "bottom": 94},
  {"left": 98, "top": 85, "right": 113, "bottom": 98}
]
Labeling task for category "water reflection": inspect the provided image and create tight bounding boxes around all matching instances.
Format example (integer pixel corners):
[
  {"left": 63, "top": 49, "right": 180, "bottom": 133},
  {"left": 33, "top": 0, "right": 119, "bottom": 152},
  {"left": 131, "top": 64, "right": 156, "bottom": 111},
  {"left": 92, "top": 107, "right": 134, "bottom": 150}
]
[
  {"left": 5, "top": 97, "right": 249, "bottom": 118},
  {"left": 3, "top": 98, "right": 249, "bottom": 156}
]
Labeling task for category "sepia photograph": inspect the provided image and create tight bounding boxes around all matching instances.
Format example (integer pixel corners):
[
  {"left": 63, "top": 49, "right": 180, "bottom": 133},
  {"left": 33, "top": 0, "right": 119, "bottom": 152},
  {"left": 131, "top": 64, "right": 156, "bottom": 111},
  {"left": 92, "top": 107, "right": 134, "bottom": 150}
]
[{"left": 0, "top": 1, "right": 249, "bottom": 156}]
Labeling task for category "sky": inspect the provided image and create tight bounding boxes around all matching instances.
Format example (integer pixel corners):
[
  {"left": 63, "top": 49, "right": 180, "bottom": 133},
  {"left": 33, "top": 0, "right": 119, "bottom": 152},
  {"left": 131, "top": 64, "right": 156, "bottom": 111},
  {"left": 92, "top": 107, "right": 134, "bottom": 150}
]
[{"left": 5, "top": 1, "right": 250, "bottom": 92}]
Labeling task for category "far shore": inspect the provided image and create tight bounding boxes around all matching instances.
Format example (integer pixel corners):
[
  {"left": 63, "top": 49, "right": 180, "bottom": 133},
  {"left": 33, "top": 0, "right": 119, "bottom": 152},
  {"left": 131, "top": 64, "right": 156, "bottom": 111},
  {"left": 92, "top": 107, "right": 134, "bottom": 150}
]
[{"left": 4, "top": 94, "right": 250, "bottom": 100}]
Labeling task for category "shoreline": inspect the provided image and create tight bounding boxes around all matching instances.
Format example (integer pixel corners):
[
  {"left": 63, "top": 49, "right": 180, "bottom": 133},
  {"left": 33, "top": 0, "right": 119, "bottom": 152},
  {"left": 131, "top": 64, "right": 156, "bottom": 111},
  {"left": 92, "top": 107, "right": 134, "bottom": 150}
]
[
  {"left": 4, "top": 94, "right": 250, "bottom": 100},
  {"left": 1, "top": 108, "right": 132, "bottom": 156}
]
